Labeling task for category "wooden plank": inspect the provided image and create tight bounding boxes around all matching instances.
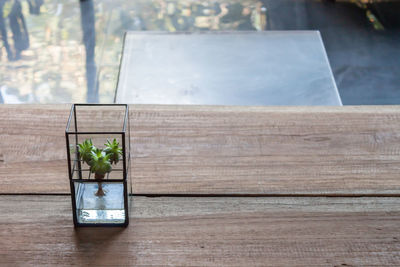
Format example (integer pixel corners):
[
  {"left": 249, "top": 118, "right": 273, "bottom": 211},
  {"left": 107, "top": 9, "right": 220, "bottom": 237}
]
[
  {"left": 0, "top": 105, "right": 70, "bottom": 194},
  {"left": 131, "top": 105, "right": 400, "bottom": 195},
  {"left": 1, "top": 195, "right": 400, "bottom": 266},
  {"left": 1, "top": 105, "right": 400, "bottom": 195}
]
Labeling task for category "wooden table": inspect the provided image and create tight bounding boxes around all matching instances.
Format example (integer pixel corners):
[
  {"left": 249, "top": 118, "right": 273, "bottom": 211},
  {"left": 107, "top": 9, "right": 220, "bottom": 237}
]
[{"left": 1, "top": 104, "right": 400, "bottom": 266}]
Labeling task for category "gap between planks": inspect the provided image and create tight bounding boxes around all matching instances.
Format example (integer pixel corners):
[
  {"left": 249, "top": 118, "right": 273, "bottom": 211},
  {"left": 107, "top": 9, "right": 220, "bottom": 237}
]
[{"left": 2, "top": 192, "right": 400, "bottom": 198}]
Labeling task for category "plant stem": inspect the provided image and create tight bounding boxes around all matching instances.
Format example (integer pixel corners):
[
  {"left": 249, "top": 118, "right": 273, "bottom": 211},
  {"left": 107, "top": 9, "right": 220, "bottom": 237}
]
[{"left": 94, "top": 173, "right": 105, "bottom": 196}]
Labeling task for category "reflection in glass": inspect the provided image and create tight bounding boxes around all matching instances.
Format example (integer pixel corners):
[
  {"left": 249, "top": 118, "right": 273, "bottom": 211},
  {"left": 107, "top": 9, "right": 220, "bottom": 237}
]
[
  {"left": 75, "top": 182, "right": 125, "bottom": 224},
  {"left": 0, "top": 0, "right": 399, "bottom": 104},
  {"left": 0, "top": 0, "right": 266, "bottom": 104},
  {"left": 80, "top": 0, "right": 97, "bottom": 103}
]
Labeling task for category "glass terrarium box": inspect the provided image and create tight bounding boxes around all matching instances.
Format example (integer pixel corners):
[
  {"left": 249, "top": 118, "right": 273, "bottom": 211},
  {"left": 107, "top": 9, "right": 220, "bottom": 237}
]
[{"left": 65, "top": 104, "right": 131, "bottom": 227}]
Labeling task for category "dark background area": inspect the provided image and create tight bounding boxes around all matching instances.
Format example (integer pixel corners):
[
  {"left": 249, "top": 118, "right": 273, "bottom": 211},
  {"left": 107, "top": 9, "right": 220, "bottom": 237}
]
[{"left": 264, "top": 0, "right": 400, "bottom": 105}]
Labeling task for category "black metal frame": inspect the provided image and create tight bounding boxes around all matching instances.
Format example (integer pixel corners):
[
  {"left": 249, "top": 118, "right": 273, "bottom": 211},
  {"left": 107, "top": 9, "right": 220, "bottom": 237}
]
[{"left": 65, "top": 104, "right": 130, "bottom": 227}]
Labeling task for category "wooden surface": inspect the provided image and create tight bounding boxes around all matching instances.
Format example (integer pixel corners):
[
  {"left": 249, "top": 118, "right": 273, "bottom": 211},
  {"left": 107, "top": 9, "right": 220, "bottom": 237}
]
[
  {"left": 1, "top": 105, "right": 400, "bottom": 195},
  {"left": 1, "top": 195, "right": 400, "bottom": 266},
  {"left": 2, "top": 104, "right": 400, "bottom": 265}
]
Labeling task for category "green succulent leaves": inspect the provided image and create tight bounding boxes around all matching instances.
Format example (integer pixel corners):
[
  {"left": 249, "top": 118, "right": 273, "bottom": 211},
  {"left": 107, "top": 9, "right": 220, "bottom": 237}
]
[
  {"left": 104, "top": 139, "right": 123, "bottom": 164},
  {"left": 78, "top": 139, "right": 94, "bottom": 165},
  {"left": 77, "top": 139, "right": 122, "bottom": 178},
  {"left": 89, "top": 150, "right": 112, "bottom": 176}
]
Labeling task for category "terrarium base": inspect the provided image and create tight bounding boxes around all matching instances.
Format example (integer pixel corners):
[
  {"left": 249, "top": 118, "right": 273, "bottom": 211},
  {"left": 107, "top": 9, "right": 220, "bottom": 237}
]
[{"left": 75, "top": 182, "right": 126, "bottom": 224}]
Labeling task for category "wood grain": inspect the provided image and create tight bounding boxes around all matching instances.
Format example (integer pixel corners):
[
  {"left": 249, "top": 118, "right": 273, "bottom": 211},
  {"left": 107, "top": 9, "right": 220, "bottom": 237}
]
[
  {"left": 131, "top": 105, "right": 400, "bottom": 195},
  {"left": 1, "top": 105, "right": 400, "bottom": 195},
  {"left": 0, "top": 105, "right": 70, "bottom": 194},
  {"left": 1, "top": 195, "right": 400, "bottom": 266}
]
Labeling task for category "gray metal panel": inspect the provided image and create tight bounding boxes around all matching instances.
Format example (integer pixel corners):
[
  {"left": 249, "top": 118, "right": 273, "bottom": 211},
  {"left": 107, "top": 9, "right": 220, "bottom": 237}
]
[{"left": 116, "top": 31, "right": 341, "bottom": 106}]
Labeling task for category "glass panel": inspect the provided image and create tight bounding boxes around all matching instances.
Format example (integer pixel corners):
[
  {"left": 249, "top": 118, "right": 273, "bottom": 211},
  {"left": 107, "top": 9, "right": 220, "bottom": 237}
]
[
  {"left": 73, "top": 105, "right": 127, "bottom": 133},
  {"left": 66, "top": 105, "right": 129, "bottom": 188},
  {"left": 2, "top": 1, "right": 399, "bottom": 104},
  {"left": 75, "top": 182, "right": 125, "bottom": 224},
  {"left": 115, "top": 31, "right": 341, "bottom": 106},
  {"left": 75, "top": 133, "right": 124, "bottom": 180},
  {"left": 0, "top": 0, "right": 265, "bottom": 104}
]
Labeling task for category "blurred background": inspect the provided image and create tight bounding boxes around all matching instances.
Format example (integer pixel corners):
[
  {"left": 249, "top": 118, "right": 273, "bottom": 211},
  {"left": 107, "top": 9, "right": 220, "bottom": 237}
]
[{"left": 0, "top": 0, "right": 399, "bottom": 104}]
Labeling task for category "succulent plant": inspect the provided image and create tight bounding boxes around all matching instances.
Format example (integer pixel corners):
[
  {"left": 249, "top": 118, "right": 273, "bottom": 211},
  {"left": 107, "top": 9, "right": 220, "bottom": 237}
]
[
  {"left": 89, "top": 149, "right": 112, "bottom": 179},
  {"left": 78, "top": 139, "right": 94, "bottom": 164},
  {"left": 77, "top": 138, "right": 122, "bottom": 197},
  {"left": 89, "top": 149, "right": 112, "bottom": 197},
  {"left": 104, "top": 138, "right": 123, "bottom": 164}
]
